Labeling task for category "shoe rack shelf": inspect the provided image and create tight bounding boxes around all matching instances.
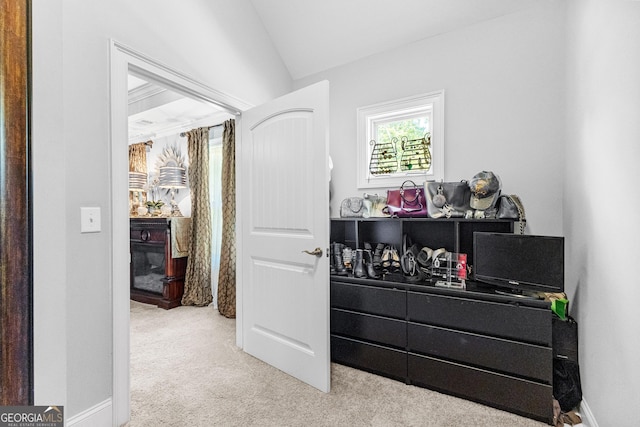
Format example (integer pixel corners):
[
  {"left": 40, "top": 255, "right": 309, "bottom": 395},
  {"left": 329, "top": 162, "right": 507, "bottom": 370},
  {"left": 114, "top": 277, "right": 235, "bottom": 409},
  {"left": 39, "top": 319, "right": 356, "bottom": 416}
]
[
  {"left": 330, "top": 217, "right": 514, "bottom": 265},
  {"left": 329, "top": 217, "right": 555, "bottom": 425}
]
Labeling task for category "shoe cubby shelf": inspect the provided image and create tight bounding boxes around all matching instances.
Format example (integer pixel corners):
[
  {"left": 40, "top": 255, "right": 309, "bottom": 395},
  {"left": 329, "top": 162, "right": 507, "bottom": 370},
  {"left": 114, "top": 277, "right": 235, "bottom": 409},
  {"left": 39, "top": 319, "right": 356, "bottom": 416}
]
[{"left": 330, "top": 217, "right": 514, "bottom": 263}]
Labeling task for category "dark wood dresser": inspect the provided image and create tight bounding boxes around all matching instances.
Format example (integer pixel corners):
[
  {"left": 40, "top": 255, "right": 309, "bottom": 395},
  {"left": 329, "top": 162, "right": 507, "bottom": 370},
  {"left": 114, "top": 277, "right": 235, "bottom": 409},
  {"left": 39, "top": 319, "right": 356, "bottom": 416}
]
[
  {"left": 129, "top": 217, "right": 189, "bottom": 309},
  {"left": 330, "top": 218, "right": 555, "bottom": 424}
]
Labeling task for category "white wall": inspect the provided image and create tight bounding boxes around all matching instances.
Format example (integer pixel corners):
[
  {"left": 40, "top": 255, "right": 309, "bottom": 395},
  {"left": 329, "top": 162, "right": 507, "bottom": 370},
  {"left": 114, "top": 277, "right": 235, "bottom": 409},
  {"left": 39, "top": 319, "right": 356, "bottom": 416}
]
[
  {"left": 32, "top": 0, "right": 292, "bottom": 418},
  {"left": 565, "top": 0, "right": 640, "bottom": 424},
  {"left": 295, "top": 2, "right": 566, "bottom": 236},
  {"left": 32, "top": 0, "right": 67, "bottom": 408}
]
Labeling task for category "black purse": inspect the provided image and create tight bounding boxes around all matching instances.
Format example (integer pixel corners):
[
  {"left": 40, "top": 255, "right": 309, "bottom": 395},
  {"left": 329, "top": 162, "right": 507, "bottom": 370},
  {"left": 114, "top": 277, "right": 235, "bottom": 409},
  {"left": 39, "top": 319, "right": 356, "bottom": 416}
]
[
  {"left": 553, "top": 358, "right": 583, "bottom": 412},
  {"left": 497, "top": 194, "right": 526, "bottom": 234}
]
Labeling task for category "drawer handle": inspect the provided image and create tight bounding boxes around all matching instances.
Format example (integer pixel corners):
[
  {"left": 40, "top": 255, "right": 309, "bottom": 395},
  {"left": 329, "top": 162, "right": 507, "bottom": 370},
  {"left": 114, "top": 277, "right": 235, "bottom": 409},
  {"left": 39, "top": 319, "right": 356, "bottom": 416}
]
[
  {"left": 302, "top": 247, "right": 323, "bottom": 257},
  {"left": 140, "top": 230, "right": 150, "bottom": 241}
]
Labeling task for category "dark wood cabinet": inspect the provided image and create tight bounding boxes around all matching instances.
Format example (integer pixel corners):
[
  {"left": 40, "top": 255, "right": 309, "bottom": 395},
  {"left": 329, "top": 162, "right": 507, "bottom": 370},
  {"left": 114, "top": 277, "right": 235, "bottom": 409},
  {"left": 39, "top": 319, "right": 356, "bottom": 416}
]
[
  {"left": 130, "top": 218, "right": 188, "bottom": 309},
  {"left": 330, "top": 218, "right": 555, "bottom": 424}
]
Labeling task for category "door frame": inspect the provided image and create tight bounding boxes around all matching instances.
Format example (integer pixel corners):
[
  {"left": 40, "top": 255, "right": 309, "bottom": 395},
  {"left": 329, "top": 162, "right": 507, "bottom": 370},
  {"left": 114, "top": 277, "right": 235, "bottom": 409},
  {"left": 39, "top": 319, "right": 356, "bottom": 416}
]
[
  {"left": 109, "top": 40, "right": 251, "bottom": 425},
  {"left": 0, "top": 0, "right": 33, "bottom": 406}
]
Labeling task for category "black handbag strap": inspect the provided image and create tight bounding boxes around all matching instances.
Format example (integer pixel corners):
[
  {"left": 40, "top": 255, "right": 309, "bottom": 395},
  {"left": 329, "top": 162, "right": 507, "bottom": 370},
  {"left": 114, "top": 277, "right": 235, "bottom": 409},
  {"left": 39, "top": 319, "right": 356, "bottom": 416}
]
[{"left": 348, "top": 198, "right": 363, "bottom": 212}]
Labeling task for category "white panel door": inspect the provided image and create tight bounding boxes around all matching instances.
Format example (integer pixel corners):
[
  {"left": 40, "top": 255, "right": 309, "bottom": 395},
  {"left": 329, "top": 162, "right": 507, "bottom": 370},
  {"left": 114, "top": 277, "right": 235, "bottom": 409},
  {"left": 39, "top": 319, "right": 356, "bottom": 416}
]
[{"left": 240, "top": 81, "right": 330, "bottom": 392}]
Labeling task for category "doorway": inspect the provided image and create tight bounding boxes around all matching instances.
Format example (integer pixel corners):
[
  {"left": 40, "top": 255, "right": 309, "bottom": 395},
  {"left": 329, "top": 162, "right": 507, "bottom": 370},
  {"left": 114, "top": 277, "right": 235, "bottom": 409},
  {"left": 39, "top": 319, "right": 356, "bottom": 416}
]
[
  {"left": 110, "top": 40, "right": 249, "bottom": 426},
  {"left": 126, "top": 72, "right": 233, "bottom": 304}
]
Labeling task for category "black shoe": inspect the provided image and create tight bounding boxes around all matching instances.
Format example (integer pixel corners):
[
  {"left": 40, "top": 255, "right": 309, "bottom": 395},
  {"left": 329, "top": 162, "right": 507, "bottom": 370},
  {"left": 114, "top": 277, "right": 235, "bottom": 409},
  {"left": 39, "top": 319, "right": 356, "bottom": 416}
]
[
  {"left": 373, "top": 243, "right": 385, "bottom": 268},
  {"left": 353, "top": 249, "right": 367, "bottom": 278},
  {"left": 364, "top": 249, "right": 380, "bottom": 279},
  {"left": 332, "top": 242, "right": 348, "bottom": 276}
]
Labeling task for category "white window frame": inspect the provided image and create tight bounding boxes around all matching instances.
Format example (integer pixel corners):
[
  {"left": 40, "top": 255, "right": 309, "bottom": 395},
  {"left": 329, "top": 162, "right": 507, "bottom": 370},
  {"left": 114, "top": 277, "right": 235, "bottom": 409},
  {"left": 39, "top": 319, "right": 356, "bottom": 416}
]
[{"left": 357, "top": 90, "right": 444, "bottom": 189}]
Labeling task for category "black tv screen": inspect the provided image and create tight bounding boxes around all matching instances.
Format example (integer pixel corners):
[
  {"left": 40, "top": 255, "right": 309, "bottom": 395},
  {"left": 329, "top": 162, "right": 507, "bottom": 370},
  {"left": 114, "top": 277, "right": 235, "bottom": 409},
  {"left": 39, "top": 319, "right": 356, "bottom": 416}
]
[{"left": 473, "top": 232, "right": 564, "bottom": 295}]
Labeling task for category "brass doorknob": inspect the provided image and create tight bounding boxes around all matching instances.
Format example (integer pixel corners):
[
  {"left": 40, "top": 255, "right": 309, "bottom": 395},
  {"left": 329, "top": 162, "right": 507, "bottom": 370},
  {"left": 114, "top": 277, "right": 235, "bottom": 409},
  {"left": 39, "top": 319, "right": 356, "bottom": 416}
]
[{"left": 302, "top": 247, "right": 323, "bottom": 257}]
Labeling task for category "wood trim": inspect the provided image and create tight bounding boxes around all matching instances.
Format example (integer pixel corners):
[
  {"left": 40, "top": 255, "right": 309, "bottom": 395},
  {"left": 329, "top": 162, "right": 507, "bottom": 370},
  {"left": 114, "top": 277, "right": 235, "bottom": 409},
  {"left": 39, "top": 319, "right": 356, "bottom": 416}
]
[{"left": 0, "top": 0, "right": 33, "bottom": 405}]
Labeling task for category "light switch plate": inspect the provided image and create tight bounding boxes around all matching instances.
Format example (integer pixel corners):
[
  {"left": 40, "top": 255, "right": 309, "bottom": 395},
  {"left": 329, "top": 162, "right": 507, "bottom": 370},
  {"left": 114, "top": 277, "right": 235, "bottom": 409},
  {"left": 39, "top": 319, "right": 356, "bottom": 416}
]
[{"left": 81, "top": 207, "right": 101, "bottom": 233}]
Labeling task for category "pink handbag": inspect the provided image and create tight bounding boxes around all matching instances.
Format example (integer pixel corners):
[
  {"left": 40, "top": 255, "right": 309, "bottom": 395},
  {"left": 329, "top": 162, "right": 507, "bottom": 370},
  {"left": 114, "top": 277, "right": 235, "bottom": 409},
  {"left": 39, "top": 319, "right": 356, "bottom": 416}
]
[{"left": 385, "top": 180, "right": 428, "bottom": 218}]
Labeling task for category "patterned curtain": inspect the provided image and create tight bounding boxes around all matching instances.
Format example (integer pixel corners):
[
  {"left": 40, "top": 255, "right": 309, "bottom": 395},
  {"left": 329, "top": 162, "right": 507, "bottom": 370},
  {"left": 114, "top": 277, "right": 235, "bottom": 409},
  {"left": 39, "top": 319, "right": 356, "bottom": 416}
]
[
  {"left": 208, "top": 143, "right": 223, "bottom": 309},
  {"left": 181, "top": 127, "right": 213, "bottom": 306},
  {"left": 129, "top": 142, "right": 149, "bottom": 211},
  {"left": 217, "top": 119, "right": 236, "bottom": 318},
  {"left": 128, "top": 143, "right": 147, "bottom": 173}
]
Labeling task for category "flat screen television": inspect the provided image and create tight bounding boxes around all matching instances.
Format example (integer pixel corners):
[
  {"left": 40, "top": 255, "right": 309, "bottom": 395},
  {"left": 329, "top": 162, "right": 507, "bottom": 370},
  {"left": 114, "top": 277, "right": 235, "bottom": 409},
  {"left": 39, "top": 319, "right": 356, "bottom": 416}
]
[{"left": 473, "top": 232, "right": 564, "bottom": 296}]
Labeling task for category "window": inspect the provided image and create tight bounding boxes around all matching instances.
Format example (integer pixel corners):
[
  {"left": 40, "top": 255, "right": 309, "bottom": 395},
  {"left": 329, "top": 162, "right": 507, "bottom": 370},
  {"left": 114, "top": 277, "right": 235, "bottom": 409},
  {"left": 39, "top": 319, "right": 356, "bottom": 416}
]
[{"left": 357, "top": 90, "right": 444, "bottom": 189}]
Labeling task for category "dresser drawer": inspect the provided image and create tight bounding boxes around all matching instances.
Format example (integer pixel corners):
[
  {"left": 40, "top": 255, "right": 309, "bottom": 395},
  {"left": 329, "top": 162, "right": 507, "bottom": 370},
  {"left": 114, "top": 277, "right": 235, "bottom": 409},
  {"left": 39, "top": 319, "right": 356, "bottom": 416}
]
[
  {"left": 331, "top": 281, "right": 406, "bottom": 319},
  {"left": 408, "top": 323, "right": 552, "bottom": 383},
  {"left": 130, "top": 219, "right": 168, "bottom": 243},
  {"left": 331, "top": 308, "right": 406, "bottom": 349},
  {"left": 408, "top": 353, "right": 553, "bottom": 424},
  {"left": 407, "top": 292, "right": 551, "bottom": 346},
  {"left": 331, "top": 335, "right": 407, "bottom": 382}
]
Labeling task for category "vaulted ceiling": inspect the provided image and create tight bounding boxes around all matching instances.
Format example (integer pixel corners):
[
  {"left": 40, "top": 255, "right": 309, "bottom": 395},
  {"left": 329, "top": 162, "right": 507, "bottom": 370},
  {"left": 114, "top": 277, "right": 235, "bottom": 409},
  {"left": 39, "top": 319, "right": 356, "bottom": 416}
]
[
  {"left": 129, "top": 0, "right": 546, "bottom": 139},
  {"left": 249, "top": 0, "right": 546, "bottom": 79}
]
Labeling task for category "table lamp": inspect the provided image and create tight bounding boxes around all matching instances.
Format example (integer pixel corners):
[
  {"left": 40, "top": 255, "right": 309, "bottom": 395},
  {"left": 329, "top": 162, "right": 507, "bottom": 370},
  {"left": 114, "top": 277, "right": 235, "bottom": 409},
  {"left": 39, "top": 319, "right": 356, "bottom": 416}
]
[
  {"left": 158, "top": 166, "right": 187, "bottom": 216},
  {"left": 128, "top": 171, "right": 147, "bottom": 216}
]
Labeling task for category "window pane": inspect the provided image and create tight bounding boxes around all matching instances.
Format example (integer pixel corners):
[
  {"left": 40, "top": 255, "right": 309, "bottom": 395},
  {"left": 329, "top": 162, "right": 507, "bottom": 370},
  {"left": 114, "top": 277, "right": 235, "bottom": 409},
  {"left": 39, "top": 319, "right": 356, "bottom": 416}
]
[
  {"left": 376, "top": 117, "right": 429, "bottom": 145},
  {"left": 370, "top": 116, "right": 431, "bottom": 175},
  {"left": 357, "top": 90, "right": 444, "bottom": 189}
]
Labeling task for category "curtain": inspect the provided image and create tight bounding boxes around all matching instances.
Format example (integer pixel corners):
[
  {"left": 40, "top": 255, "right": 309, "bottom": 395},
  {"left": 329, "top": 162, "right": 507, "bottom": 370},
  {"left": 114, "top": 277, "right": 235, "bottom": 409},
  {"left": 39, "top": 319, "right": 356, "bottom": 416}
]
[
  {"left": 128, "top": 143, "right": 147, "bottom": 172},
  {"left": 181, "top": 127, "right": 213, "bottom": 306},
  {"left": 209, "top": 142, "right": 223, "bottom": 309},
  {"left": 129, "top": 142, "right": 149, "bottom": 211},
  {"left": 217, "top": 119, "right": 236, "bottom": 318}
]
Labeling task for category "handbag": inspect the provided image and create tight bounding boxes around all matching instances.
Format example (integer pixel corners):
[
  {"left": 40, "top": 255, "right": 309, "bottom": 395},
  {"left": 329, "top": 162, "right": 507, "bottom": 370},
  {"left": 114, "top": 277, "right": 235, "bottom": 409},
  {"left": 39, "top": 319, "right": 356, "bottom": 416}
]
[
  {"left": 553, "top": 358, "right": 583, "bottom": 412},
  {"left": 425, "top": 181, "right": 471, "bottom": 218},
  {"left": 497, "top": 194, "right": 526, "bottom": 234},
  {"left": 340, "top": 197, "right": 366, "bottom": 218},
  {"left": 363, "top": 193, "right": 389, "bottom": 218},
  {"left": 385, "top": 180, "right": 428, "bottom": 218}
]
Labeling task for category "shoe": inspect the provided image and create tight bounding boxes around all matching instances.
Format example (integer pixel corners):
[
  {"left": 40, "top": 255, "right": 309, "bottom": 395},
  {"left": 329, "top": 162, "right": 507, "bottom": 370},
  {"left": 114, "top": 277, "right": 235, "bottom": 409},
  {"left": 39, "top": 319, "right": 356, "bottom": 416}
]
[
  {"left": 330, "top": 243, "right": 336, "bottom": 275},
  {"left": 390, "top": 246, "right": 401, "bottom": 271},
  {"left": 373, "top": 243, "right": 385, "bottom": 268},
  {"left": 332, "top": 242, "right": 348, "bottom": 276},
  {"left": 353, "top": 249, "right": 366, "bottom": 278},
  {"left": 364, "top": 249, "right": 381, "bottom": 279},
  {"left": 342, "top": 247, "right": 354, "bottom": 272},
  {"left": 381, "top": 245, "right": 392, "bottom": 269}
]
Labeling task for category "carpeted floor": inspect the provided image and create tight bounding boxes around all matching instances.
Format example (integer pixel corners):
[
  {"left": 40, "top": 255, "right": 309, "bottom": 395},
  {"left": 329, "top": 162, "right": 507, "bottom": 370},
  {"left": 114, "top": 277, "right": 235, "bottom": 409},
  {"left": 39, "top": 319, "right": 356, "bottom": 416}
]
[{"left": 129, "top": 300, "right": 549, "bottom": 426}]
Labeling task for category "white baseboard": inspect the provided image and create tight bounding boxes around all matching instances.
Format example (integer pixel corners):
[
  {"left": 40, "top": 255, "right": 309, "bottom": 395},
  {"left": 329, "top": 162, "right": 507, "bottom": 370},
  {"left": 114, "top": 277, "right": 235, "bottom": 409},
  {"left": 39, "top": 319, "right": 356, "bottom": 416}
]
[
  {"left": 578, "top": 398, "right": 598, "bottom": 427},
  {"left": 66, "top": 398, "right": 112, "bottom": 427}
]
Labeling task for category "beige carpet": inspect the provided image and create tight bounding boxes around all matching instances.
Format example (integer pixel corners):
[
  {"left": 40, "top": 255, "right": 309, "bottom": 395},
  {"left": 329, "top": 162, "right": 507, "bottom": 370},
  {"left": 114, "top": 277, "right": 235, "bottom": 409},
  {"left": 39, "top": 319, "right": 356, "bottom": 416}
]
[{"left": 129, "top": 300, "right": 548, "bottom": 427}]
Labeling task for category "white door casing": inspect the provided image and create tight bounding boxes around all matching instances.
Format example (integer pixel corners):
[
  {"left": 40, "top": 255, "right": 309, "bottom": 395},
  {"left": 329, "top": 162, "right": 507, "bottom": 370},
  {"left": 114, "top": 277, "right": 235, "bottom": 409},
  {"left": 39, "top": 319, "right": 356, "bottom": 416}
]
[
  {"left": 239, "top": 81, "right": 331, "bottom": 392},
  {"left": 110, "top": 40, "right": 249, "bottom": 426},
  {"left": 111, "top": 41, "right": 330, "bottom": 423}
]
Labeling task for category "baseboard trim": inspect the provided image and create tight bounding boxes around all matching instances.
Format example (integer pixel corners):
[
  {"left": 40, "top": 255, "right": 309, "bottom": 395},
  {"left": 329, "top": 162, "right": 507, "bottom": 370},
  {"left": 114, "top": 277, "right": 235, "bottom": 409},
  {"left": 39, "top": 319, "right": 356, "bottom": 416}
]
[
  {"left": 579, "top": 398, "right": 598, "bottom": 427},
  {"left": 66, "top": 398, "right": 112, "bottom": 427}
]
